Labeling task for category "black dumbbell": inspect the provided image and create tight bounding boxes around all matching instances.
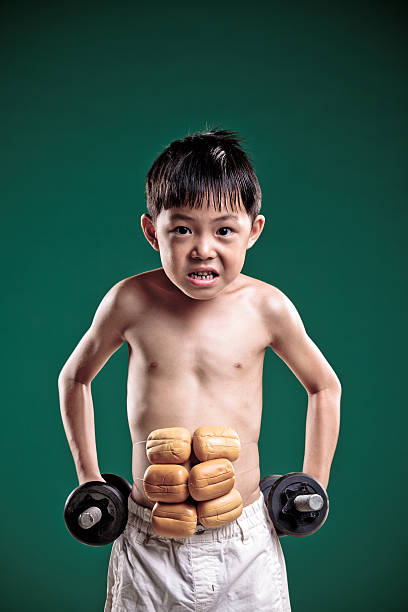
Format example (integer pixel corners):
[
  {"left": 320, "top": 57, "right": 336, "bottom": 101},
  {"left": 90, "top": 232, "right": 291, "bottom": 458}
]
[
  {"left": 260, "top": 472, "right": 329, "bottom": 537},
  {"left": 64, "top": 473, "right": 131, "bottom": 546}
]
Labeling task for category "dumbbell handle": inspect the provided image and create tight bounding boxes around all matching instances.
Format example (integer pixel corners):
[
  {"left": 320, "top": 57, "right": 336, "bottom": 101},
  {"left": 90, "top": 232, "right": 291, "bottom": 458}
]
[
  {"left": 294, "top": 494, "right": 324, "bottom": 512},
  {"left": 78, "top": 506, "right": 103, "bottom": 529}
]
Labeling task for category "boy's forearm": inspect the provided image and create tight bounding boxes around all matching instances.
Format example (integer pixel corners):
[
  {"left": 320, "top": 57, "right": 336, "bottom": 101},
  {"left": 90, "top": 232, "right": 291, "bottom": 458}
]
[
  {"left": 302, "top": 384, "right": 341, "bottom": 490},
  {"left": 58, "top": 377, "right": 102, "bottom": 484}
]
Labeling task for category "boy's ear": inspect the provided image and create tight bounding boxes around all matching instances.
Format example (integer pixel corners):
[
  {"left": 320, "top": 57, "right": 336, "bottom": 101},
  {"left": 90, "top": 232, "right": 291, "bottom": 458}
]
[
  {"left": 246, "top": 215, "right": 265, "bottom": 250},
  {"left": 141, "top": 213, "right": 160, "bottom": 251}
]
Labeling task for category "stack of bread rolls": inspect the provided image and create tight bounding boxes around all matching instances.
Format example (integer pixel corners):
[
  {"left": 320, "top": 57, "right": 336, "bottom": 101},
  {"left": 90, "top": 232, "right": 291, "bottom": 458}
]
[{"left": 143, "top": 426, "right": 243, "bottom": 538}]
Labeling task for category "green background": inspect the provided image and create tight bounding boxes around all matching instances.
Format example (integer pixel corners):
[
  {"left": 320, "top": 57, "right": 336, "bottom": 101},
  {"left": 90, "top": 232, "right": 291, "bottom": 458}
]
[{"left": 1, "top": 1, "right": 406, "bottom": 610}]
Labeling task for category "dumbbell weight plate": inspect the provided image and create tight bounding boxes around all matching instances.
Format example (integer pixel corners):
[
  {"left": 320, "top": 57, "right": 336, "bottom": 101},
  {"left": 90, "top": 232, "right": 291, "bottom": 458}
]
[
  {"left": 260, "top": 475, "right": 285, "bottom": 536},
  {"left": 64, "top": 478, "right": 130, "bottom": 546},
  {"left": 268, "top": 472, "right": 329, "bottom": 537},
  {"left": 102, "top": 473, "right": 132, "bottom": 501},
  {"left": 260, "top": 475, "right": 281, "bottom": 507}
]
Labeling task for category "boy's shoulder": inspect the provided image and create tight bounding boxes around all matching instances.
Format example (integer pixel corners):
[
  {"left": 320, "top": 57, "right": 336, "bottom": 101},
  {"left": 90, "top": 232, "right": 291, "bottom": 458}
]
[
  {"left": 92, "top": 270, "right": 162, "bottom": 339},
  {"left": 240, "top": 274, "right": 301, "bottom": 342},
  {"left": 101, "top": 269, "right": 159, "bottom": 315},
  {"left": 240, "top": 273, "right": 292, "bottom": 310},
  {"left": 108, "top": 268, "right": 163, "bottom": 298}
]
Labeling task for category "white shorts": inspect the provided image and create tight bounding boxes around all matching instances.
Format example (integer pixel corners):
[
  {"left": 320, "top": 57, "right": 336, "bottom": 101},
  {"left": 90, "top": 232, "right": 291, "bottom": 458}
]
[{"left": 105, "top": 490, "right": 291, "bottom": 611}]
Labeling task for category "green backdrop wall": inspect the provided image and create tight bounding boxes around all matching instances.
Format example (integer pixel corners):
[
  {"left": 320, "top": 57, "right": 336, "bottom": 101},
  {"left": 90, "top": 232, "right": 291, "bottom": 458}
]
[{"left": 1, "top": 1, "right": 406, "bottom": 610}]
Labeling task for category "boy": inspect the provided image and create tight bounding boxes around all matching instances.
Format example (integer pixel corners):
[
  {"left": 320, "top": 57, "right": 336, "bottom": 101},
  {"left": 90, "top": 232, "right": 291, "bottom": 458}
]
[{"left": 58, "top": 128, "right": 341, "bottom": 611}]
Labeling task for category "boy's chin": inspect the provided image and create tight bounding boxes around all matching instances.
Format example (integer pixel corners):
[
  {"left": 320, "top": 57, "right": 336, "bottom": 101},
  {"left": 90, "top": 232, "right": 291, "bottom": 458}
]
[
  {"left": 180, "top": 284, "right": 221, "bottom": 300},
  {"left": 176, "top": 279, "right": 225, "bottom": 300},
  {"left": 185, "top": 292, "right": 218, "bottom": 301}
]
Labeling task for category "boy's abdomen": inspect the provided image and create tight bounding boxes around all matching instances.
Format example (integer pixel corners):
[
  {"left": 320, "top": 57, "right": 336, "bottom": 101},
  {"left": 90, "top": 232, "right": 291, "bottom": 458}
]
[{"left": 127, "top": 361, "right": 265, "bottom": 510}]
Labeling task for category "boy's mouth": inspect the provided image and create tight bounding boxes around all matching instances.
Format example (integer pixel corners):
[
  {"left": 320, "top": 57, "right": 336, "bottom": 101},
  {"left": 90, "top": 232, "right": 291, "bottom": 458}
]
[{"left": 187, "top": 268, "right": 219, "bottom": 285}]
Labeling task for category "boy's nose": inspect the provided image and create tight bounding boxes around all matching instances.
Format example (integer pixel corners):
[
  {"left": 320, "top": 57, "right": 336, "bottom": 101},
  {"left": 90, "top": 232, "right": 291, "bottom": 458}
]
[{"left": 191, "top": 237, "right": 216, "bottom": 259}]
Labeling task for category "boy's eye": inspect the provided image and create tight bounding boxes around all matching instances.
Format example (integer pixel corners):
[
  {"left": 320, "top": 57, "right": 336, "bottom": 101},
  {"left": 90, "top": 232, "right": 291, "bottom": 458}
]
[
  {"left": 174, "top": 226, "right": 191, "bottom": 234},
  {"left": 217, "top": 227, "right": 233, "bottom": 236}
]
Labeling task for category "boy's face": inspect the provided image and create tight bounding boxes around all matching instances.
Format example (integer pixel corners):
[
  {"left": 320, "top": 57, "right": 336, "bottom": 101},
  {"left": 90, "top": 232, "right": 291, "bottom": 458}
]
[{"left": 141, "top": 200, "right": 265, "bottom": 300}]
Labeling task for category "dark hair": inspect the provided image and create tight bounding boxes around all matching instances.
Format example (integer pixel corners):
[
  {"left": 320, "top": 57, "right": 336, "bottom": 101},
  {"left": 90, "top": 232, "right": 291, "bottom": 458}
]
[{"left": 145, "top": 127, "right": 262, "bottom": 225}]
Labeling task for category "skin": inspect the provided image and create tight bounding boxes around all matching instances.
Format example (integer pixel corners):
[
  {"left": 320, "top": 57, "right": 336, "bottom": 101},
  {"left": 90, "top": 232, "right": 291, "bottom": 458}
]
[{"left": 58, "top": 199, "right": 341, "bottom": 512}]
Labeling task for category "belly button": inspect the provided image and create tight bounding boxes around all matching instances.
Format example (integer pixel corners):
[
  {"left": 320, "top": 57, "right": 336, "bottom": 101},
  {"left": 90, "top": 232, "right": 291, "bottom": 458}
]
[{"left": 233, "top": 362, "right": 242, "bottom": 368}]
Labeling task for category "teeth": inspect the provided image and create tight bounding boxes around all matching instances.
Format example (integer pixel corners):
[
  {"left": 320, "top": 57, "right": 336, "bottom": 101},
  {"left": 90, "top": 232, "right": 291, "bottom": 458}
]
[{"left": 190, "top": 273, "right": 214, "bottom": 280}]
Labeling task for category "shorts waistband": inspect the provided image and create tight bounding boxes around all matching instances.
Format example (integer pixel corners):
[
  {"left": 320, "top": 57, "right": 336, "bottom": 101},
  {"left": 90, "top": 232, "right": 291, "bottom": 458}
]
[{"left": 125, "top": 490, "right": 266, "bottom": 544}]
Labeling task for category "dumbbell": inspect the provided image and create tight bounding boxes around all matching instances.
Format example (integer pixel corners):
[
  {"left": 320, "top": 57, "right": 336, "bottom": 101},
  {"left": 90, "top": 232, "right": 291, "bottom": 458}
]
[
  {"left": 64, "top": 473, "right": 131, "bottom": 546},
  {"left": 260, "top": 472, "right": 329, "bottom": 537}
]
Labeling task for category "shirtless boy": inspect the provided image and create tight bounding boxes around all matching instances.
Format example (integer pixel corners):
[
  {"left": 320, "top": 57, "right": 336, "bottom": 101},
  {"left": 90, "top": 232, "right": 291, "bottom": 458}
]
[{"left": 58, "top": 128, "right": 341, "bottom": 611}]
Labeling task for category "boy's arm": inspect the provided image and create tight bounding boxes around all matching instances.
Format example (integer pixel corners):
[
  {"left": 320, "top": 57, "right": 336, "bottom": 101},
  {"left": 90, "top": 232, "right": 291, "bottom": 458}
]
[
  {"left": 265, "top": 288, "right": 342, "bottom": 490},
  {"left": 58, "top": 283, "right": 128, "bottom": 485}
]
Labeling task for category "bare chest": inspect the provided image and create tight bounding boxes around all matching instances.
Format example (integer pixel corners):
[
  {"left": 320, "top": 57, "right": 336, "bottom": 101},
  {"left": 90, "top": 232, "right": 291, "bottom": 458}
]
[{"left": 124, "top": 296, "right": 269, "bottom": 382}]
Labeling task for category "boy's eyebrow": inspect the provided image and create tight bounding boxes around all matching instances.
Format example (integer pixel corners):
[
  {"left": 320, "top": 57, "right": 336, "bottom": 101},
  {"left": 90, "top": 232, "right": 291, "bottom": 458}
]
[{"left": 169, "top": 213, "right": 239, "bottom": 222}]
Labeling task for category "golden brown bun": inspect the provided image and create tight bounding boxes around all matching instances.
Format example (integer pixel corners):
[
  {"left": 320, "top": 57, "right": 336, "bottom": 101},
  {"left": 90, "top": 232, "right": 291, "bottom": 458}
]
[
  {"left": 188, "top": 458, "right": 235, "bottom": 501},
  {"left": 151, "top": 501, "right": 197, "bottom": 538},
  {"left": 197, "top": 488, "right": 243, "bottom": 528},
  {"left": 143, "top": 464, "right": 189, "bottom": 503},
  {"left": 192, "top": 426, "right": 241, "bottom": 462},
  {"left": 146, "top": 427, "right": 192, "bottom": 464}
]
